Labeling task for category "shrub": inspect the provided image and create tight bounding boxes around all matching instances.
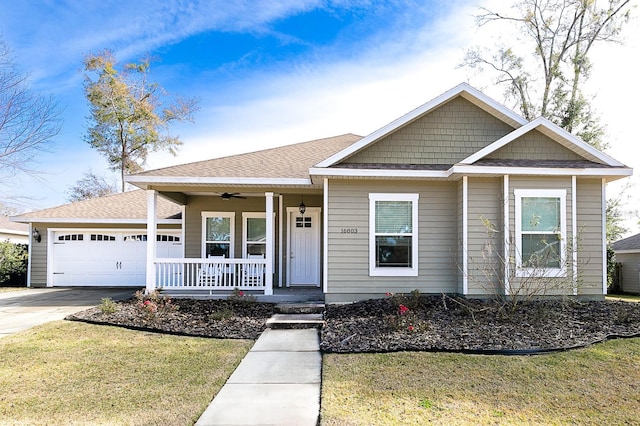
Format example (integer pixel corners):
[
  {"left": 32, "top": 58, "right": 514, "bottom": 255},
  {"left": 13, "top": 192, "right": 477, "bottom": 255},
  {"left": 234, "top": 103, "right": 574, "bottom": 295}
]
[
  {"left": 228, "top": 287, "right": 257, "bottom": 303},
  {"left": 99, "top": 297, "right": 118, "bottom": 314},
  {"left": 0, "top": 241, "right": 28, "bottom": 286},
  {"left": 134, "top": 289, "right": 178, "bottom": 321}
]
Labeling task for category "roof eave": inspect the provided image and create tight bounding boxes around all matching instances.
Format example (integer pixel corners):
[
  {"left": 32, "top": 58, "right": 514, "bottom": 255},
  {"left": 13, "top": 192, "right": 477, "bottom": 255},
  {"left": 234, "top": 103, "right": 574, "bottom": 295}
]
[
  {"left": 310, "top": 165, "right": 632, "bottom": 180},
  {"left": 126, "top": 175, "right": 313, "bottom": 189},
  {"left": 10, "top": 218, "right": 182, "bottom": 225}
]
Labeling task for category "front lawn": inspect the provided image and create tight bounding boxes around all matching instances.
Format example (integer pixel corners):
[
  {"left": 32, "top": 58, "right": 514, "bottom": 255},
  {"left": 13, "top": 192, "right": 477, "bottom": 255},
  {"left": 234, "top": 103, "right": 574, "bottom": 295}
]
[
  {"left": 321, "top": 337, "right": 640, "bottom": 424},
  {"left": 607, "top": 294, "right": 640, "bottom": 303},
  {"left": 0, "top": 321, "right": 253, "bottom": 425}
]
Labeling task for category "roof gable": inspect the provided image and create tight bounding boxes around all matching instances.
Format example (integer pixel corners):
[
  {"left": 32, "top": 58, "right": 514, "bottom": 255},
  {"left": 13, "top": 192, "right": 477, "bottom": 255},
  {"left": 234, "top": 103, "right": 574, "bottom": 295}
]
[
  {"left": 340, "top": 96, "right": 517, "bottom": 166},
  {"left": 315, "top": 83, "right": 528, "bottom": 168},
  {"left": 461, "top": 117, "right": 625, "bottom": 167}
]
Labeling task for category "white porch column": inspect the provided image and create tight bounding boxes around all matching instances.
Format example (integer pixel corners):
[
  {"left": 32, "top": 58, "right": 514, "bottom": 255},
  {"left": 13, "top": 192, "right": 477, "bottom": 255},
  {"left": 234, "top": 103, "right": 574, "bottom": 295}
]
[
  {"left": 146, "top": 190, "right": 158, "bottom": 294},
  {"left": 265, "top": 192, "right": 274, "bottom": 295}
]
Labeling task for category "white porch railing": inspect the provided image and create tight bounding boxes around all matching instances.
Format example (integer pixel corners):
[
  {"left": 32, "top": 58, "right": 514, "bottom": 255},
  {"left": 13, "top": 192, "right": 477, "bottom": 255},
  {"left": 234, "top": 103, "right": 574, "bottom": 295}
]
[{"left": 155, "top": 258, "right": 267, "bottom": 292}]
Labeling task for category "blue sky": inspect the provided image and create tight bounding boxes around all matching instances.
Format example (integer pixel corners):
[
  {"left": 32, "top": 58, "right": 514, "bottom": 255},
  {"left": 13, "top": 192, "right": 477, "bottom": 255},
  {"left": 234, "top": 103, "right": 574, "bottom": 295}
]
[{"left": 1, "top": 0, "right": 638, "bottom": 232}]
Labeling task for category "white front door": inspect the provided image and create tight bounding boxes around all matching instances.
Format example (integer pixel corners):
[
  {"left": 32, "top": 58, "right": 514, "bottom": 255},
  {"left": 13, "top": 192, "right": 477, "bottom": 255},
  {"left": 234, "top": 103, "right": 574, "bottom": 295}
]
[{"left": 287, "top": 207, "right": 321, "bottom": 287}]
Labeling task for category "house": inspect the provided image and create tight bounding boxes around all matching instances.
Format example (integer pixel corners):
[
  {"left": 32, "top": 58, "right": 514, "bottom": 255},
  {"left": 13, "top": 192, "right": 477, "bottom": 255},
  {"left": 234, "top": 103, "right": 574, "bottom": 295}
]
[
  {"left": 0, "top": 216, "right": 29, "bottom": 244},
  {"left": 612, "top": 233, "right": 640, "bottom": 294},
  {"left": 12, "top": 83, "right": 632, "bottom": 302}
]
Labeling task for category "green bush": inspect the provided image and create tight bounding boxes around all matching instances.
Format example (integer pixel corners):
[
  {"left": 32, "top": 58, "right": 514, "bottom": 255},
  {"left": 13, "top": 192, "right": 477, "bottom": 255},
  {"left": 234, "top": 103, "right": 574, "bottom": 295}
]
[{"left": 0, "top": 241, "right": 28, "bottom": 286}]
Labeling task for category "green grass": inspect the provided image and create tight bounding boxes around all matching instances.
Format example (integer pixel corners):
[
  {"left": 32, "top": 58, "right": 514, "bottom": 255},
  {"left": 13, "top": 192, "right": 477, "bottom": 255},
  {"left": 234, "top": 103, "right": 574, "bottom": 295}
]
[
  {"left": 321, "top": 338, "right": 640, "bottom": 425},
  {"left": 0, "top": 286, "right": 27, "bottom": 292},
  {"left": 607, "top": 294, "right": 640, "bottom": 303},
  {"left": 0, "top": 321, "right": 253, "bottom": 425}
]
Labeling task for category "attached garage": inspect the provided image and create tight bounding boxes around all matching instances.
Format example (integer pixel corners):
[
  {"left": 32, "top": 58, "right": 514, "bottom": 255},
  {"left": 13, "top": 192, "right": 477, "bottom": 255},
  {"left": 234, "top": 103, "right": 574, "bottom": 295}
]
[
  {"left": 50, "top": 230, "right": 182, "bottom": 286},
  {"left": 10, "top": 190, "right": 183, "bottom": 288}
]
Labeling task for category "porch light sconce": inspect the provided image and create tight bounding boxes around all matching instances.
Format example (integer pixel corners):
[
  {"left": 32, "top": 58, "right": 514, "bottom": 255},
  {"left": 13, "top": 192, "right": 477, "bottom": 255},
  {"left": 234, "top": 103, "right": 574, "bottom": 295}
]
[
  {"left": 299, "top": 197, "right": 306, "bottom": 215},
  {"left": 32, "top": 228, "right": 41, "bottom": 243}
]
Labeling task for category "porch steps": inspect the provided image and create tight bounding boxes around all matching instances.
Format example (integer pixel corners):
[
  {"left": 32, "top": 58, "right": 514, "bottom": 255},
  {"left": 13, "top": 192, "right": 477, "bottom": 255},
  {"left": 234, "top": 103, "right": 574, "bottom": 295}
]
[{"left": 266, "top": 303, "right": 326, "bottom": 329}]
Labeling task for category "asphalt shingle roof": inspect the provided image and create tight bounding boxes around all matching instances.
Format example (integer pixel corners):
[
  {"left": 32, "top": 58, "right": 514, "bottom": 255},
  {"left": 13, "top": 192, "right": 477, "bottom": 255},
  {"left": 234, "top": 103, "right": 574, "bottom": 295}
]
[
  {"left": 12, "top": 190, "right": 181, "bottom": 222},
  {"left": 132, "top": 134, "right": 362, "bottom": 179},
  {"left": 612, "top": 233, "right": 640, "bottom": 252}
]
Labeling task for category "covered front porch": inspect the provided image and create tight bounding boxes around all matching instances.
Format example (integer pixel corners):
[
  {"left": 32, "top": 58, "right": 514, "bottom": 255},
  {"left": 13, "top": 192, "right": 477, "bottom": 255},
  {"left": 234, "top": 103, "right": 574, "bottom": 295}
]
[{"left": 141, "top": 188, "right": 324, "bottom": 298}]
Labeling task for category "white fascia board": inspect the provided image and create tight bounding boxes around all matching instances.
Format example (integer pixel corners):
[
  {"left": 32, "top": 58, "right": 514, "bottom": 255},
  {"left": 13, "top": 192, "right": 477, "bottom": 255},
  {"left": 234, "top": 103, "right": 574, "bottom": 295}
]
[
  {"left": 451, "top": 164, "right": 632, "bottom": 177},
  {"left": 308, "top": 167, "right": 450, "bottom": 178},
  {"left": 126, "top": 175, "right": 312, "bottom": 187},
  {"left": 462, "top": 117, "right": 626, "bottom": 167},
  {"left": 9, "top": 218, "right": 182, "bottom": 225},
  {"left": 315, "top": 83, "right": 528, "bottom": 168}
]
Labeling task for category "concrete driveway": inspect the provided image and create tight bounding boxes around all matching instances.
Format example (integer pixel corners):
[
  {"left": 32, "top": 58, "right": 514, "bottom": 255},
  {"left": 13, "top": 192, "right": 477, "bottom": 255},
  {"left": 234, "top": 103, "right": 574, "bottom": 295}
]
[{"left": 0, "top": 287, "right": 136, "bottom": 338}]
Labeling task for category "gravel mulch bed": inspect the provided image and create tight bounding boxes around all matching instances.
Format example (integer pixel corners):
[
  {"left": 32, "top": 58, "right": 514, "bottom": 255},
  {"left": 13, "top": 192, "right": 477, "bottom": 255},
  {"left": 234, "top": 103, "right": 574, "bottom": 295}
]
[
  {"left": 69, "top": 298, "right": 275, "bottom": 340},
  {"left": 68, "top": 294, "right": 640, "bottom": 354},
  {"left": 321, "top": 295, "right": 640, "bottom": 353}
]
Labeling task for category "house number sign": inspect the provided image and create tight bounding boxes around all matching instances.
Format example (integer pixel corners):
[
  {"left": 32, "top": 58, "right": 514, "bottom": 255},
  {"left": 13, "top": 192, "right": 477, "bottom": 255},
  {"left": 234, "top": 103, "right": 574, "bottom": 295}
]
[{"left": 340, "top": 228, "right": 358, "bottom": 234}]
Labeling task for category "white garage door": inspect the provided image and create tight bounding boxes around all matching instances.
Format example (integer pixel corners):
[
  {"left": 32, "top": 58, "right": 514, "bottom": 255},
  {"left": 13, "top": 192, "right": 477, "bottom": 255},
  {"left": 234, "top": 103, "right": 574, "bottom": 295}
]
[{"left": 51, "top": 231, "right": 182, "bottom": 287}]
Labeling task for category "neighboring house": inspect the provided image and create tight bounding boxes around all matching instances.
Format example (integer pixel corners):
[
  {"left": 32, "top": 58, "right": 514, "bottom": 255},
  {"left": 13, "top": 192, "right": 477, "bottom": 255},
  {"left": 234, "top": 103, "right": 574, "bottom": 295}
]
[
  {"left": 612, "top": 233, "right": 640, "bottom": 294},
  {"left": 12, "top": 83, "right": 632, "bottom": 302},
  {"left": 0, "top": 216, "right": 29, "bottom": 244}
]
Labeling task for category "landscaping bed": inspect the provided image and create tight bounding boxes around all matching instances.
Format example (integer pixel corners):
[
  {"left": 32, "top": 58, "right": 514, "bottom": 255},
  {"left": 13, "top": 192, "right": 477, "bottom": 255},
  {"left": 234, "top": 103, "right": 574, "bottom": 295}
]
[{"left": 68, "top": 293, "right": 640, "bottom": 353}]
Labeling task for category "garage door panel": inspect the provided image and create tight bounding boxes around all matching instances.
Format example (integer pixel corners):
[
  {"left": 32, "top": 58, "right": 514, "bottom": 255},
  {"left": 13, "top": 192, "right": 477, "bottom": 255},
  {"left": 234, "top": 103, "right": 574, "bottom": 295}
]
[{"left": 51, "top": 231, "right": 182, "bottom": 287}]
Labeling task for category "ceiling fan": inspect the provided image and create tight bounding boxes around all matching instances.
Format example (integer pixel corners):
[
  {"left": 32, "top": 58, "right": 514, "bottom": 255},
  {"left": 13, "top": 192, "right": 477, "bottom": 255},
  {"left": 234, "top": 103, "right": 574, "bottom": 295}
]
[{"left": 220, "top": 192, "right": 246, "bottom": 200}]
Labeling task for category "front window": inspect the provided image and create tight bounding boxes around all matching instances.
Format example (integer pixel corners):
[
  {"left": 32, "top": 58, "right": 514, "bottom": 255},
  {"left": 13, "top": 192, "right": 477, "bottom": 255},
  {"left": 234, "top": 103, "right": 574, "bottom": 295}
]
[
  {"left": 243, "top": 213, "right": 267, "bottom": 257},
  {"left": 369, "top": 193, "right": 419, "bottom": 276},
  {"left": 202, "top": 212, "right": 235, "bottom": 258},
  {"left": 515, "top": 190, "right": 566, "bottom": 277}
]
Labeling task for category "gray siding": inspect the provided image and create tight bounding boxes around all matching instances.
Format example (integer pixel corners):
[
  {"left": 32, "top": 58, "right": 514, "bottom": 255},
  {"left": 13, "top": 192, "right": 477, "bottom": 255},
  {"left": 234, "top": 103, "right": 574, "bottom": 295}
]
[
  {"left": 342, "top": 97, "right": 515, "bottom": 165},
  {"left": 488, "top": 130, "right": 585, "bottom": 161},
  {"left": 466, "top": 178, "right": 503, "bottom": 297},
  {"left": 506, "top": 177, "right": 604, "bottom": 298},
  {"left": 325, "top": 180, "right": 458, "bottom": 303},
  {"left": 615, "top": 252, "right": 640, "bottom": 294},
  {"left": 576, "top": 179, "right": 605, "bottom": 296}
]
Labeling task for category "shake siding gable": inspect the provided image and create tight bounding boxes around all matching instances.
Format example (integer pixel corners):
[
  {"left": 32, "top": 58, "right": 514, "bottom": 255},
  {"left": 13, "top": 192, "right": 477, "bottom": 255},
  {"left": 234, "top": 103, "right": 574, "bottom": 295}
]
[
  {"left": 325, "top": 180, "right": 458, "bottom": 303},
  {"left": 487, "top": 129, "right": 585, "bottom": 161},
  {"left": 341, "top": 97, "right": 515, "bottom": 165}
]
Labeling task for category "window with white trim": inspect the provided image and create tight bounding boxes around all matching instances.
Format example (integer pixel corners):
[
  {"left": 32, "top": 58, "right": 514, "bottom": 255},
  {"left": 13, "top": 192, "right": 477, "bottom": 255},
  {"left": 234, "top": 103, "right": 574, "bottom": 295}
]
[
  {"left": 515, "top": 189, "right": 566, "bottom": 277},
  {"left": 369, "top": 193, "right": 419, "bottom": 277},
  {"left": 202, "top": 212, "right": 235, "bottom": 258},
  {"left": 242, "top": 213, "right": 267, "bottom": 257}
]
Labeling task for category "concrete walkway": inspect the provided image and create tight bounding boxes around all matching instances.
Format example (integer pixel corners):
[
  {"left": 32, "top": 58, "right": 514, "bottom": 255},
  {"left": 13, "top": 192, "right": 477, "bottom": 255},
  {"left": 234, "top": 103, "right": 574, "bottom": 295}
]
[
  {"left": 196, "top": 328, "right": 322, "bottom": 426},
  {"left": 0, "top": 287, "right": 135, "bottom": 338}
]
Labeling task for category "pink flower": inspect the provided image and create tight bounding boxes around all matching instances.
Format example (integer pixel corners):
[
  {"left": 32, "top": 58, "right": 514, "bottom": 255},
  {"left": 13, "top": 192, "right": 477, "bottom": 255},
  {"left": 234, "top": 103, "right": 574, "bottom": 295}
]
[
  {"left": 238, "top": 290, "right": 244, "bottom": 297},
  {"left": 385, "top": 292, "right": 393, "bottom": 297},
  {"left": 408, "top": 325, "right": 414, "bottom": 332},
  {"left": 398, "top": 304, "right": 409, "bottom": 315}
]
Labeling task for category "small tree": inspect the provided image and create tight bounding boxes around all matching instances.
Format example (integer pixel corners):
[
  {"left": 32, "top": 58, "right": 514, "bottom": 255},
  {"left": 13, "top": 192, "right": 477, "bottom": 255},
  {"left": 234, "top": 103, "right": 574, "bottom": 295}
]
[
  {"left": 464, "top": 216, "right": 583, "bottom": 317},
  {"left": 66, "top": 171, "right": 117, "bottom": 202},
  {"left": 463, "top": 0, "right": 632, "bottom": 150},
  {"left": 83, "top": 50, "right": 198, "bottom": 191}
]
